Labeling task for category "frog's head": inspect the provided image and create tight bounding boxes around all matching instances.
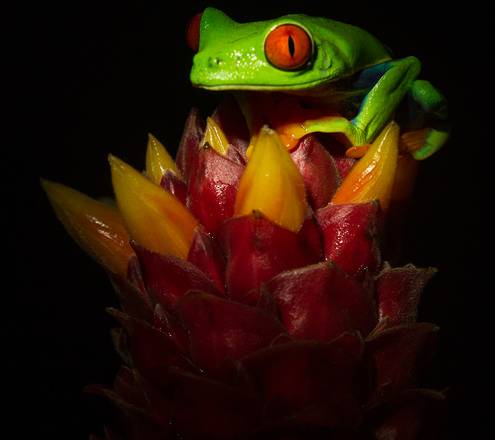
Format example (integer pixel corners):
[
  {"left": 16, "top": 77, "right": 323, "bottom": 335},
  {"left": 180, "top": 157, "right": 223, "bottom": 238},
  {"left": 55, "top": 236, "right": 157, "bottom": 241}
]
[{"left": 189, "top": 8, "right": 356, "bottom": 91}]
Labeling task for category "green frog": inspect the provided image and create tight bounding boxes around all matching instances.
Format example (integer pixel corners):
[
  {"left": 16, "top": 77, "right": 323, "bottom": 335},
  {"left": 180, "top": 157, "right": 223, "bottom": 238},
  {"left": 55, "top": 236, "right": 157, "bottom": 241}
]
[{"left": 189, "top": 7, "right": 449, "bottom": 159}]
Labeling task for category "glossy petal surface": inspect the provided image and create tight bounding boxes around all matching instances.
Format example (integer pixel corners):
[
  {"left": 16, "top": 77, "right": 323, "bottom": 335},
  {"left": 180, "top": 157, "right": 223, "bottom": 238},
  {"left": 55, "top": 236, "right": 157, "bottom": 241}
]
[
  {"left": 332, "top": 122, "right": 399, "bottom": 211},
  {"left": 235, "top": 126, "right": 308, "bottom": 233},
  {"left": 109, "top": 155, "right": 198, "bottom": 259},
  {"left": 316, "top": 202, "right": 381, "bottom": 279}
]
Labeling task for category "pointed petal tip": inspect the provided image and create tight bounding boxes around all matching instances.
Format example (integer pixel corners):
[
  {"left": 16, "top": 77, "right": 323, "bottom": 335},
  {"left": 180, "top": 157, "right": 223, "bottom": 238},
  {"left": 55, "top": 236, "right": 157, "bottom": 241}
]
[
  {"left": 40, "top": 178, "right": 73, "bottom": 201},
  {"left": 41, "top": 177, "right": 134, "bottom": 277},
  {"left": 109, "top": 154, "right": 139, "bottom": 188},
  {"left": 201, "top": 116, "right": 230, "bottom": 156},
  {"left": 109, "top": 153, "right": 198, "bottom": 260},
  {"left": 108, "top": 153, "right": 123, "bottom": 171},
  {"left": 234, "top": 126, "right": 307, "bottom": 233},
  {"left": 145, "top": 133, "right": 179, "bottom": 184},
  {"left": 332, "top": 121, "right": 400, "bottom": 210},
  {"left": 39, "top": 177, "right": 51, "bottom": 190}
]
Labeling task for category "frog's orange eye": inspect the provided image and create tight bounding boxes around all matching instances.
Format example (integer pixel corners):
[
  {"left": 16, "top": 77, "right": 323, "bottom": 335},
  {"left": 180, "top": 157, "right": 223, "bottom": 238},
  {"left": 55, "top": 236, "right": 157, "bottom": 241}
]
[
  {"left": 186, "top": 12, "right": 202, "bottom": 52},
  {"left": 264, "top": 24, "right": 312, "bottom": 70}
]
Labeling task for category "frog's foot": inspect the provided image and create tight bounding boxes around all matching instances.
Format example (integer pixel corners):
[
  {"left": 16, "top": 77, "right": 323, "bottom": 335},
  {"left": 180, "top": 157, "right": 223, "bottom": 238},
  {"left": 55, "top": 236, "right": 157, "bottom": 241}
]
[
  {"left": 401, "top": 123, "right": 450, "bottom": 160},
  {"left": 303, "top": 115, "right": 367, "bottom": 147}
]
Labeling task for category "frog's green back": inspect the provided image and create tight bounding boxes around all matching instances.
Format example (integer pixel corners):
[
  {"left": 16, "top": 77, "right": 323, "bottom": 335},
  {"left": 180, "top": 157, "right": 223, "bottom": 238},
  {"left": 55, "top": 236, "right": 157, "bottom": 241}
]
[{"left": 190, "top": 7, "right": 391, "bottom": 91}]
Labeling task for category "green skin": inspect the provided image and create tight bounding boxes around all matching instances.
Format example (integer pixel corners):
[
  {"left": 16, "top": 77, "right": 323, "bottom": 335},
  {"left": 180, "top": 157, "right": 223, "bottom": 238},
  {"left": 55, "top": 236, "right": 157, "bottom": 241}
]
[{"left": 190, "top": 8, "right": 449, "bottom": 159}]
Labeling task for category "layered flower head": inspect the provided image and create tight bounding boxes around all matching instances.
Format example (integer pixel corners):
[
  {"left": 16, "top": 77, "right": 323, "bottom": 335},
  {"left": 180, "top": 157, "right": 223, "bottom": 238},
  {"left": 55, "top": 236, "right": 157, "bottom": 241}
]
[{"left": 43, "top": 96, "right": 443, "bottom": 440}]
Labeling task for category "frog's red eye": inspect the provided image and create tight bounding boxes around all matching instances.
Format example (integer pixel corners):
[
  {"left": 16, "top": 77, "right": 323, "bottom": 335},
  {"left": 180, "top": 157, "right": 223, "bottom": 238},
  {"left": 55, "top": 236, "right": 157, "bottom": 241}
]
[
  {"left": 186, "top": 12, "right": 202, "bottom": 52},
  {"left": 264, "top": 24, "right": 312, "bottom": 70}
]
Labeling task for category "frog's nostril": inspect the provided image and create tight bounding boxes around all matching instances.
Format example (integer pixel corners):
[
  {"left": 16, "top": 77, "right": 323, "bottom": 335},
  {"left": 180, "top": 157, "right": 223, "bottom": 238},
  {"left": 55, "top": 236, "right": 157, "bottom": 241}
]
[{"left": 207, "top": 57, "right": 222, "bottom": 68}]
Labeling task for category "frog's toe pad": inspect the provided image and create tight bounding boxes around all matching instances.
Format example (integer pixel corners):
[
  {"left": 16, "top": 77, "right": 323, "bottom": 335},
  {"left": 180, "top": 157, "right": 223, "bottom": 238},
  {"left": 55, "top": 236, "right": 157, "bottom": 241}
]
[{"left": 401, "top": 125, "right": 450, "bottom": 160}]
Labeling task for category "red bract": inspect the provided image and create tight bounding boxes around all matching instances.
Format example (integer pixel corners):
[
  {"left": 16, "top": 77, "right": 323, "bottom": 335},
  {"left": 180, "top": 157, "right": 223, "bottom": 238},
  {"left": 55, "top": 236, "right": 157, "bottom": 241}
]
[
  {"left": 242, "top": 333, "right": 364, "bottom": 429},
  {"left": 175, "top": 108, "right": 204, "bottom": 185},
  {"left": 132, "top": 243, "right": 220, "bottom": 308},
  {"left": 219, "top": 213, "right": 320, "bottom": 303},
  {"left": 291, "top": 134, "right": 340, "bottom": 209},
  {"left": 178, "top": 292, "right": 286, "bottom": 372},
  {"left": 44, "top": 97, "right": 446, "bottom": 440},
  {"left": 267, "top": 262, "right": 376, "bottom": 341},
  {"left": 375, "top": 264, "right": 437, "bottom": 329},
  {"left": 316, "top": 202, "right": 382, "bottom": 279},
  {"left": 160, "top": 170, "right": 187, "bottom": 205},
  {"left": 187, "top": 228, "right": 226, "bottom": 293},
  {"left": 187, "top": 145, "right": 244, "bottom": 234},
  {"left": 366, "top": 323, "right": 439, "bottom": 405}
]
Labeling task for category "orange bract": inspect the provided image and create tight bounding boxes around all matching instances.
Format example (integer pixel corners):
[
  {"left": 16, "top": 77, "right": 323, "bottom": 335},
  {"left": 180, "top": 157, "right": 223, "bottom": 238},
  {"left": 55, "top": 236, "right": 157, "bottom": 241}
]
[
  {"left": 41, "top": 179, "right": 134, "bottom": 277},
  {"left": 332, "top": 122, "right": 400, "bottom": 211}
]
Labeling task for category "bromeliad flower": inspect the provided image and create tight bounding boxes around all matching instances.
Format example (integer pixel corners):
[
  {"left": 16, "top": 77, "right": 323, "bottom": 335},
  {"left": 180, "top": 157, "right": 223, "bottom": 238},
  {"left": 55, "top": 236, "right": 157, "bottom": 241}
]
[
  {"left": 43, "top": 95, "right": 445, "bottom": 439},
  {"left": 42, "top": 6, "right": 452, "bottom": 439}
]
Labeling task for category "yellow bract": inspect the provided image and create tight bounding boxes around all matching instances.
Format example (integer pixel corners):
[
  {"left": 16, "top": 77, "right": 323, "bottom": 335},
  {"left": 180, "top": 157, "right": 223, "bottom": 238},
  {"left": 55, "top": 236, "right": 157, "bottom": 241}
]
[
  {"left": 332, "top": 121, "right": 399, "bottom": 211},
  {"left": 41, "top": 179, "right": 134, "bottom": 277},
  {"left": 145, "top": 133, "right": 179, "bottom": 185},
  {"left": 234, "top": 126, "right": 307, "bottom": 233},
  {"left": 109, "top": 155, "right": 198, "bottom": 260},
  {"left": 201, "top": 117, "right": 230, "bottom": 156}
]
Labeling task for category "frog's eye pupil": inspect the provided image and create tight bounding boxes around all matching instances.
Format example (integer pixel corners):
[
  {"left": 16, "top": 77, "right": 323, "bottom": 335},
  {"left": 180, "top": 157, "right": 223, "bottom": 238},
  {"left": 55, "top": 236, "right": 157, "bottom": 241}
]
[
  {"left": 265, "top": 24, "right": 312, "bottom": 71},
  {"left": 288, "top": 35, "right": 295, "bottom": 57}
]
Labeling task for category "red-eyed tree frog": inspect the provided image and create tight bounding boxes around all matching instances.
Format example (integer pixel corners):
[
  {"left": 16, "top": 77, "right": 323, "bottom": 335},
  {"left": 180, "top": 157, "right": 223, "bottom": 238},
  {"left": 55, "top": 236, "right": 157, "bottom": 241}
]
[{"left": 188, "top": 7, "right": 449, "bottom": 160}]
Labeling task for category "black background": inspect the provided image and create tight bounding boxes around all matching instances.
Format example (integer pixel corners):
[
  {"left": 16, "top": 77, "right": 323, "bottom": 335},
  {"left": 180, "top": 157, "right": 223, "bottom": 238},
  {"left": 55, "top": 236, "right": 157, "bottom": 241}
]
[{"left": 15, "top": 0, "right": 484, "bottom": 438}]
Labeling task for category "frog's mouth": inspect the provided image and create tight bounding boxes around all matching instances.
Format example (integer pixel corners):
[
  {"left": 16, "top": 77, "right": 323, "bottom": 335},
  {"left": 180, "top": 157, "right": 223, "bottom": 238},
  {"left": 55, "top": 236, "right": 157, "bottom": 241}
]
[
  {"left": 192, "top": 78, "right": 333, "bottom": 93},
  {"left": 193, "top": 76, "right": 366, "bottom": 105}
]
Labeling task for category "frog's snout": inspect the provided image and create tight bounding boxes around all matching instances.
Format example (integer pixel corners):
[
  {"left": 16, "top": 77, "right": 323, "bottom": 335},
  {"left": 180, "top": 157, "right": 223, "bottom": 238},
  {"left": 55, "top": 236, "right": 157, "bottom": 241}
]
[{"left": 190, "top": 52, "right": 225, "bottom": 87}]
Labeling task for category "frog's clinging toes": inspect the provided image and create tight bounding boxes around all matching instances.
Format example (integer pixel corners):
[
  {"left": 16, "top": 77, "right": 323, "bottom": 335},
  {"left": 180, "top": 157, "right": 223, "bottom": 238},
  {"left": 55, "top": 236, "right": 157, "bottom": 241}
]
[{"left": 189, "top": 7, "right": 449, "bottom": 160}]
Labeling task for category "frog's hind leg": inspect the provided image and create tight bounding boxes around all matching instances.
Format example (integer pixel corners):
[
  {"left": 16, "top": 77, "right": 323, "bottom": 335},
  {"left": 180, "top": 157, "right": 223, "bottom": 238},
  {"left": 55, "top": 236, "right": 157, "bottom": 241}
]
[{"left": 402, "top": 79, "right": 450, "bottom": 160}]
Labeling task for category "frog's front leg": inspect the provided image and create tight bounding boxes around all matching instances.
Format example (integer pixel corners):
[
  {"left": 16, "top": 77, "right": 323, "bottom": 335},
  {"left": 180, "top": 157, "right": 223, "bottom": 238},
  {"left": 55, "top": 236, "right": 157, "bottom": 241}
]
[{"left": 304, "top": 57, "right": 421, "bottom": 146}]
